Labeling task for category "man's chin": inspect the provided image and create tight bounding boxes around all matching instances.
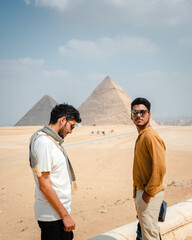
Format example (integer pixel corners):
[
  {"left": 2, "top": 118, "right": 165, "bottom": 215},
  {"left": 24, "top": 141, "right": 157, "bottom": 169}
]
[
  {"left": 135, "top": 121, "right": 144, "bottom": 126},
  {"left": 136, "top": 120, "right": 150, "bottom": 128},
  {"left": 136, "top": 123, "right": 144, "bottom": 127}
]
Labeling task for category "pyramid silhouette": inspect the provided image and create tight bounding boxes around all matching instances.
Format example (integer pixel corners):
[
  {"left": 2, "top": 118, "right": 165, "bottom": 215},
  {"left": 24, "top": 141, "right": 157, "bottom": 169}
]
[
  {"left": 15, "top": 95, "right": 58, "bottom": 126},
  {"left": 78, "top": 76, "right": 134, "bottom": 125}
]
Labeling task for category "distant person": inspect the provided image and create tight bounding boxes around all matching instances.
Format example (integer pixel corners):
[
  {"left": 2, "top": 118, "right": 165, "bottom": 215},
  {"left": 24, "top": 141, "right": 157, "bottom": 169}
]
[
  {"left": 131, "top": 97, "right": 166, "bottom": 240},
  {"left": 29, "top": 103, "right": 81, "bottom": 240}
]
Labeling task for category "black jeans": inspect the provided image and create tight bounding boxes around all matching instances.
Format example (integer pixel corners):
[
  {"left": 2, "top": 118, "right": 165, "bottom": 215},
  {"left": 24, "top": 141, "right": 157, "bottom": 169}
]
[{"left": 38, "top": 220, "right": 74, "bottom": 240}]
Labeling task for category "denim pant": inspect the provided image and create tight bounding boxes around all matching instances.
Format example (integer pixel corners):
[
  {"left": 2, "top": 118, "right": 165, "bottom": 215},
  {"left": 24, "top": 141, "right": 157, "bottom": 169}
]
[{"left": 38, "top": 220, "right": 74, "bottom": 240}]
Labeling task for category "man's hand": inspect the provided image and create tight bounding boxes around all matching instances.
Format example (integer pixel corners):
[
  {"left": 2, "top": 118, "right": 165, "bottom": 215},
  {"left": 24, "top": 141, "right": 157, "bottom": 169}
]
[
  {"left": 62, "top": 214, "right": 75, "bottom": 232},
  {"left": 142, "top": 191, "right": 151, "bottom": 204}
]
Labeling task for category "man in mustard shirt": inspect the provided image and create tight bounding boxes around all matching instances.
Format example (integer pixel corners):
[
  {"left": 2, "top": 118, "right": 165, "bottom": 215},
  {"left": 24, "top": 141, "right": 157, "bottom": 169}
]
[{"left": 131, "top": 97, "right": 166, "bottom": 240}]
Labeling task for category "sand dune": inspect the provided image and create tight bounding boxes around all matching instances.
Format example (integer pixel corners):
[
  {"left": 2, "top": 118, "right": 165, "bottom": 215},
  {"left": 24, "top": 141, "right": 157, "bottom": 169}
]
[{"left": 0, "top": 125, "right": 192, "bottom": 240}]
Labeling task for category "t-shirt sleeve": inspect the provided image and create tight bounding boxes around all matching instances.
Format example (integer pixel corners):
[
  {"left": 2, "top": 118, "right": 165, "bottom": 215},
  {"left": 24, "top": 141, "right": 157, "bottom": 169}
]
[{"left": 34, "top": 139, "right": 52, "bottom": 172}]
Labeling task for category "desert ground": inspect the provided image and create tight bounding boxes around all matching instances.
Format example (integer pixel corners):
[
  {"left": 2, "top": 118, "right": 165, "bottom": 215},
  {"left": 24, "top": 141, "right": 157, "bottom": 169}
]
[{"left": 0, "top": 125, "right": 192, "bottom": 240}]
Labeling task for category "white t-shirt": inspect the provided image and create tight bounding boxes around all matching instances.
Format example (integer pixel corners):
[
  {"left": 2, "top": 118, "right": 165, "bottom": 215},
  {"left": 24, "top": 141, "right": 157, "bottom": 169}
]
[{"left": 33, "top": 131, "right": 71, "bottom": 221}]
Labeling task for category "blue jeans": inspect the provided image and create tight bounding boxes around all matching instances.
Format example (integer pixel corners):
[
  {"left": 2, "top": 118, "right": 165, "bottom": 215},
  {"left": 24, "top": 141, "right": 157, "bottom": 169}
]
[{"left": 38, "top": 220, "right": 73, "bottom": 240}]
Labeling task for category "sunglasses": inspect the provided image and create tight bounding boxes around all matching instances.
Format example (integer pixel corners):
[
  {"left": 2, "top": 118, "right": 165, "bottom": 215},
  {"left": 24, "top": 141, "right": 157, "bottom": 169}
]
[
  {"left": 131, "top": 110, "right": 148, "bottom": 117},
  {"left": 67, "top": 120, "right": 75, "bottom": 130}
]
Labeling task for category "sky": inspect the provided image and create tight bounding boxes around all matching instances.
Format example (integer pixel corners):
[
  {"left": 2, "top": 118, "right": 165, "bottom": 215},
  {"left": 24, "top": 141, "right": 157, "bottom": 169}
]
[{"left": 0, "top": 0, "right": 192, "bottom": 126}]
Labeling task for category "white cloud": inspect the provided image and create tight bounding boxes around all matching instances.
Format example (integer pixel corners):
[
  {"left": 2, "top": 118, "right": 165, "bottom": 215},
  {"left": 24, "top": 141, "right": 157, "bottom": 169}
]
[
  {"left": 0, "top": 58, "right": 74, "bottom": 88},
  {"left": 24, "top": 0, "right": 31, "bottom": 4},
  {"left": 24, "top": 0, "right": 192, "bottom": 28},
  {"left": 24, "top": 0, "right": 77, "bottom": 11},
  {"left": 18, "top": 57, "right": 44, "bottom": 66},
  {"left": 59, "top": 36, "right": 159, "bottom": 59},
  {"left": 0, "top": 58, "right": 45, "bottom": 80},
  {"left": 43, "top": 69, "right": 70, "bottom": 78},
  {"left": 179, "top": 35, "right": 192, "bottom": 47},
  {"left": 0, "top": 57, "right": 44, "bottom": 68}
]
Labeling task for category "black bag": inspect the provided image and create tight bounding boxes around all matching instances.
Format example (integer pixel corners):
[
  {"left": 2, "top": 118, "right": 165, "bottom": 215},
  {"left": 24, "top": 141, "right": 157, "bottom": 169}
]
[{"left": 158, "top": 200, "right": 167, "bottom": 222}]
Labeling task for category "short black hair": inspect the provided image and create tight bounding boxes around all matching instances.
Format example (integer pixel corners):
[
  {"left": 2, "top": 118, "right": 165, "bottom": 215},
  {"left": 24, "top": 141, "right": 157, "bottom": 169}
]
[
  {"left": 49, "top": 103, "right": 81, "bottom": 124},
  {"left": 131, "top": 97, "right": 151, "bottom": 112}
]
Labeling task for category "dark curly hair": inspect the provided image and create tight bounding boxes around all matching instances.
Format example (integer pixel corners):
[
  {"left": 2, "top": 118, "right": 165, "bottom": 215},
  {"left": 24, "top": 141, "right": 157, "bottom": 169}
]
[{"left": 49, "top": 103, "right": 81, "bottom": 124}]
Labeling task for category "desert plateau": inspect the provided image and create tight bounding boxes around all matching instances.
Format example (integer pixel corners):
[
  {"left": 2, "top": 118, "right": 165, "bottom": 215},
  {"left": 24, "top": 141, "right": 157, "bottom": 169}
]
[{"left": 0, "top": 125, "right": 192, "bottom": 240}]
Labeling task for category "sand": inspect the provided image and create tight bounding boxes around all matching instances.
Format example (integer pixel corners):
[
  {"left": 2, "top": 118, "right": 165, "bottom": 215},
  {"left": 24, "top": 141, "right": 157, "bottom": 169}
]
[{"left": 0, "top": 125, "right": 192, "bottom": 240}]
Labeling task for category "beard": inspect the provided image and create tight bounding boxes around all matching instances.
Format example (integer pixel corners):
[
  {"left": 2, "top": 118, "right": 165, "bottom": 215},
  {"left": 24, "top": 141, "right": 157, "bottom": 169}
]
[
  {"left": 135, "top": 117, "right": 150, "bottom": 128},
  {"left": 58, "top": 129, "right": 64, "bottom": 138},
  {"left": 58, "top": 123, "right": 67, "bottom": 138}
]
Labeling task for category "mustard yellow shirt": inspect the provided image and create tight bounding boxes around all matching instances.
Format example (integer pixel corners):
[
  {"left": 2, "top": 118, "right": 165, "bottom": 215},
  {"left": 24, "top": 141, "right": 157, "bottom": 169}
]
[{"left": 133, "top": 127, "right": 166, "bottom": 197}]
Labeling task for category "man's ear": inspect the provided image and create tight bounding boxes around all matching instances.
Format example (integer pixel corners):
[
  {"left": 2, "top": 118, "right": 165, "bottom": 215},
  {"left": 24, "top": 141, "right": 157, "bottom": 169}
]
[
  {"left": 59, "top": 116, "right": 66, "bottom": 125},
  {"left": 148, "top": 112, "right": 151, "bottom": 119}
]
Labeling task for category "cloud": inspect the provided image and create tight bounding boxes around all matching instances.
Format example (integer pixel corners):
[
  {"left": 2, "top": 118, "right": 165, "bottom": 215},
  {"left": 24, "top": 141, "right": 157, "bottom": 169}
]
[
  {"left": 23, "top": 0, "right": 84, "bottom": 10},
  {"left": 24, "top": 0, "right": 79, "bottom": 11},
  {"left": 18, "top": 57, "right": 44, "bottom": 66},
  {"left": 58, "top": 36, "right": 159, "bottom": 59},
  {"left": 43, "top": 69, "right": 70, "bottom": 78},
  {"left": 0, "top": 57, "right": 44, "bottom": 69},
  {"left": 179, "top": 35, "right": 192, "bottom": 47},
  {"left": 0, "top": 58, "right": 45, "bottom": 81},
  {"left": 0, "top": 58, "right": 74, "bottom": 90},
  {"left": 24, "top": 0, "right": 192, "bottom": 28},
  {"left": 24, "top": 0, "right": 31, "bottom": 4},
  {"left": 0, "top": 57, "right": 77, "bottom": 126}
]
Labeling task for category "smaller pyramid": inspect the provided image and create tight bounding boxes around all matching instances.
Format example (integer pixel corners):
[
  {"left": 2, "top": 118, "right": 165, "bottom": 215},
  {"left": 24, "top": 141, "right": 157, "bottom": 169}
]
[{"left": 15, "top": 95, "right": 58, "bottom": 126}]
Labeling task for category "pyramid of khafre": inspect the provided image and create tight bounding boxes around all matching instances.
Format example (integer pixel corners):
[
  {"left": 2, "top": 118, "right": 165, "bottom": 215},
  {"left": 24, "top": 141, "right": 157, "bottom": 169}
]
[
  {"left": 78, "top": 76, "right": 133, "bottom": 125},
  {"left": 15, "top": 95, "right": 58, "bottom": 126}
]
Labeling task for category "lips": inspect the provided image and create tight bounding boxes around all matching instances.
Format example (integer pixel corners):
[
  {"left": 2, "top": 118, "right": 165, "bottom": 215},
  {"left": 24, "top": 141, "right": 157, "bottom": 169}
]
[
  {"left": 136, "top": 118, "right": 143, "bottom": 124},
  {"left": 136, "top": 118, "right": 143, "bottom": 123}
]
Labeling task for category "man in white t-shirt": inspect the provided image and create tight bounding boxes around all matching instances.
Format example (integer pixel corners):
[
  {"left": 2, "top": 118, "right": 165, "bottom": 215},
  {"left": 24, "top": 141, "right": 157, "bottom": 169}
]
[{"left": 31, "top": 104, "right": 81, "bottom": 240}]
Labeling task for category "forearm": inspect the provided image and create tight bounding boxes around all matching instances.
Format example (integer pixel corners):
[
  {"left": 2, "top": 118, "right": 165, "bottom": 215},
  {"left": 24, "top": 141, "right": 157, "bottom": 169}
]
[
  {"left": 40, "top": 182, "right": 75, "bottom": 231},
  {"left": 144, "top": 162, "right": 166, "bottom": 197},
  {"left": 40, "top": 184, "right": 69, "bottom": 220},
  {"left": 145, "top": 154, "right": 166, "bottom": 196},
  {"left": 38, "top": 171, "right": 75, "bottom": 232}
]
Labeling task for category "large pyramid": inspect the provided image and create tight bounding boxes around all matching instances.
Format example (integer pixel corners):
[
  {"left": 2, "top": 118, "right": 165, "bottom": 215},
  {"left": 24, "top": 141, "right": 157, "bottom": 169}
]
[
  {"left": 15, "top": 95, "right": 58, "bottom": 126},
  {"left": 78, "top": 76, "right": 133, "bottom": 125}
]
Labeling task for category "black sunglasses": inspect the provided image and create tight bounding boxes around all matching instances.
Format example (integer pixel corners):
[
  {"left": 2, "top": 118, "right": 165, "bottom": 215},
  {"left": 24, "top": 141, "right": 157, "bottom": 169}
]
[
  {"left": 67, "top": 120, "right": 75, "bottom": 130},
  {"left": 131, "top": 110, "right": 148, "bottom": 117}
]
